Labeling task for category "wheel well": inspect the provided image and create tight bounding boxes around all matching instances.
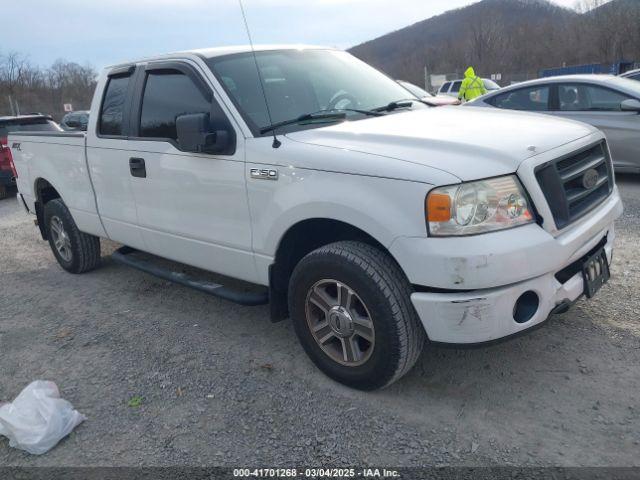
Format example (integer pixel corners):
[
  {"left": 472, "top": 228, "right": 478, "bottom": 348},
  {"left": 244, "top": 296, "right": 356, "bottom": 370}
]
[
  {"left": 33, "top": 178, "right": 61, "bottom": 240},
  {"left": 269, "top": 218, "right": 390, "bottom": 322},
  {"left": 35, "top": 178, "right": 61, "bottom": 205}
]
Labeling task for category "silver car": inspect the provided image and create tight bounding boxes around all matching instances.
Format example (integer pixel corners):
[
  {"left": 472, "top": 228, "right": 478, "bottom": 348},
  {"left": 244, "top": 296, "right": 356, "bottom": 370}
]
[{"left": 467, "top": 75, "right": 640, "bottom": 173}]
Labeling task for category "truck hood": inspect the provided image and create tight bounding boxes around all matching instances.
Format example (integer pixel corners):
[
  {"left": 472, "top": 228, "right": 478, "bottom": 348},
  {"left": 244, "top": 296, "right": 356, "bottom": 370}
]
[{"left": 285, "top": 107, "right": 596, "bottom": 182}]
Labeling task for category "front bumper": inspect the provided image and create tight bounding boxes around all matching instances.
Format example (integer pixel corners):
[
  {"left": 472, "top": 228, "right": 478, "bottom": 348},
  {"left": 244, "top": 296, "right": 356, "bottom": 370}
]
[
  {"left": 410, "top": 227, "right": 613, "bottom": 344},
  {"left": 394, "top": 187, "right": 622, "bottom": 344}
]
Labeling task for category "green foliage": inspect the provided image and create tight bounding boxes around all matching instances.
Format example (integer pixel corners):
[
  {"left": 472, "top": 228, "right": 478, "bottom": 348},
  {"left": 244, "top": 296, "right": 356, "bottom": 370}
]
[{"left": 127, "top": 395, "right": 144, "bottom": 408}]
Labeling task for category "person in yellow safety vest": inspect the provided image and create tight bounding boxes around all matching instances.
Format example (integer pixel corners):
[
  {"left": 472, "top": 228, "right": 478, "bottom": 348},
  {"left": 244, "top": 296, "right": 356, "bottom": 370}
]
[{"left": 458, "top": 67, "right": 487, "bottom": 102}]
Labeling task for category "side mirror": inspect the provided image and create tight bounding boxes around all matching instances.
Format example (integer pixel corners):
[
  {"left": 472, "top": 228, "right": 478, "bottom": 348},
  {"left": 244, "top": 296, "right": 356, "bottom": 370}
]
[
  {"left": 620, "top": 99, "right": 640, "bottom": 113},
  {"left": 176, "top": 112, "right": 232, "bottom": 154},
  {"left": 66, "top": 120, "right": 80, "bottom": 129}
]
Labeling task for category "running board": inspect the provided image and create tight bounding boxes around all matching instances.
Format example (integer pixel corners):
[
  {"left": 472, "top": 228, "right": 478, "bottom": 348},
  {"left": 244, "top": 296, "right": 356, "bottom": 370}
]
[{"left": 111, "top": 247, "right": 269, "bottom": 306}]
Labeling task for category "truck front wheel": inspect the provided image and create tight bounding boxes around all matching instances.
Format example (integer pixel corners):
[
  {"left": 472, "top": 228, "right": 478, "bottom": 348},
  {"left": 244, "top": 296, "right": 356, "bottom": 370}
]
[
  {"left": 44, "top": 199, "right": 101, "bottom": 274},
  {"left": 288, "top": 241, "right": 425, "bottom": 390}
]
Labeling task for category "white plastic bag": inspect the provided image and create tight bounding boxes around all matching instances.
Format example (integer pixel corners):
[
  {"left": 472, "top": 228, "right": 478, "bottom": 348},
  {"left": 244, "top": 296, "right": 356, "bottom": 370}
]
[{"left": 0, "top": 381, "right": 86, "bottom": 455}]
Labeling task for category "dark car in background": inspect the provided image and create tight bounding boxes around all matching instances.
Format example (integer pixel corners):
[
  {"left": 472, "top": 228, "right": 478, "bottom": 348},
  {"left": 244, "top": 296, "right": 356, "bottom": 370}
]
[
  {"left": 0, "top": 114, "right": 62, "bottom": 199},
  {"left": 60, "top": 110, "right": 89, "bottom": 131}
]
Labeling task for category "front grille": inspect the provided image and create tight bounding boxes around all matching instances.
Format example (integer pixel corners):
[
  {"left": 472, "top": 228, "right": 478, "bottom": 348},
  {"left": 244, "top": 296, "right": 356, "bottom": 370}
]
[{"left": 535, "top": 141, "right": 613, "bottom": 229}]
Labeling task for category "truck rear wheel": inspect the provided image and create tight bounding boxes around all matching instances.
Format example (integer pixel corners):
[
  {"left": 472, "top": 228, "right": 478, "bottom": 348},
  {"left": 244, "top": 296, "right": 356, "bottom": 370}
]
[
  {"left": 44, "top": 199, "right": 101, "bottom": 274},
  {"left": 288, "top": 241, "right": 425, "bottom": 390}
]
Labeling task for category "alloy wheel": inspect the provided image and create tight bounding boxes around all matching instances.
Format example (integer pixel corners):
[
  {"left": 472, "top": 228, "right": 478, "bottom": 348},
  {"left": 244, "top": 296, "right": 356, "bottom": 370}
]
[
  {"left": 305, "top": 279, "right": 375, "bottom": 366},
  {"left": 50, "top": 216, "right": 73, "bottom": 262}
]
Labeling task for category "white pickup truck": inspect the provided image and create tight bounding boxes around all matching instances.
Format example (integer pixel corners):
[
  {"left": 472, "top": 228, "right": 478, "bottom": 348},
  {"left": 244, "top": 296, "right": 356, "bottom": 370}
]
[{"left": 10, "top": 46, "right": 623, "bottom": 390}]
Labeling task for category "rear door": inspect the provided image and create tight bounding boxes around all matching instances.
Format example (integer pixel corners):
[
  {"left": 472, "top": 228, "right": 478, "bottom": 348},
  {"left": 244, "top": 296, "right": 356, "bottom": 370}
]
[
  {"left": 86, "top": 66, "right": 146, "bottom": 249},
  {"left": 123, "top": 61, "right": 256, "bottom": 282},
  {"left": 550, "top": 83, "right": 640, "bottom": 172}
]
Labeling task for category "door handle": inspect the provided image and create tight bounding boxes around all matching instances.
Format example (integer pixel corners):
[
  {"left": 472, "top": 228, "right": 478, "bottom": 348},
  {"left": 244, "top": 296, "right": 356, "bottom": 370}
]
[{"left": 129, "top": 157, "right": 146, "bottom": 178}]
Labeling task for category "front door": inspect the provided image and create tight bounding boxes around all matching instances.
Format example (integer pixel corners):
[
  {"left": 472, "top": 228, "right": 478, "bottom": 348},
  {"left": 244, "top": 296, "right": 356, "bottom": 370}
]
[{"left": 125, "top": 62, "right": 256, "bottom": 283}]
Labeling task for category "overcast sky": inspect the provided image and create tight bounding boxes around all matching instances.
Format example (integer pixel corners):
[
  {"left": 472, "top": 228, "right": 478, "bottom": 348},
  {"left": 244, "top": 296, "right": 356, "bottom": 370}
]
[{"left": 5, "top": 0, "right": 584, "bottom": 69}]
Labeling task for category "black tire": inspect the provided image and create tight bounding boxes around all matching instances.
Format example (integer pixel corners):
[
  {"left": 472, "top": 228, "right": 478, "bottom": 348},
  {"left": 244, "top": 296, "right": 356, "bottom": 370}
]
[
  {"left": 288, "top": 241, "right": 425, "bottom": 390},
  {"left": 0, "top": 185, "right": 9, "bottom": 200},
  {"left": 43, "top": 198, "right": 101, "bottom": 273}
]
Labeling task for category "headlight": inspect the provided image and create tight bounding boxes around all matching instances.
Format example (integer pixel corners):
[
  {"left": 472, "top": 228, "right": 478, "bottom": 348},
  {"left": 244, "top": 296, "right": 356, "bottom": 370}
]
[{"left": 426, "top": 175, "right": 534, "bottom": 236}]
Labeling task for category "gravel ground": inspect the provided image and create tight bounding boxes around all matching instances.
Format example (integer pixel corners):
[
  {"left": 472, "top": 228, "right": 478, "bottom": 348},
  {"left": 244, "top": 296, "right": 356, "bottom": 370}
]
[{"left": 0, "top": 176, "right": 639, "bottom": 467}]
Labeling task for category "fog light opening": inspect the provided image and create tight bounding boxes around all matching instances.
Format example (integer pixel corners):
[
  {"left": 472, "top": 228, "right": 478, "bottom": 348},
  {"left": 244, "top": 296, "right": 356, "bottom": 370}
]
[{"left": 513, "top": 290, "right": 539, "bottom": 324}]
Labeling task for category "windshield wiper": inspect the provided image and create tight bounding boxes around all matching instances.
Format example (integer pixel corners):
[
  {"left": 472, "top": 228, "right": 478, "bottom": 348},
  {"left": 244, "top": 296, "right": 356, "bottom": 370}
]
[
  {"left": 260, "top": 112, "right": 347, "bottom": 134},
  {"left": 370, "top": 99, "right": 418, "bottom": 112},
  {"left": 321, "top": 108, "right": 386, "bottom": 117}
]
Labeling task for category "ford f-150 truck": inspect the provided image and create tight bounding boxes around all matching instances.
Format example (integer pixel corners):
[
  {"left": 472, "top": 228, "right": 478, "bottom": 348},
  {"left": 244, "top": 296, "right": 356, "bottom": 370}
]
[{"left": 10, "top": 46, "right": 623, "bottom": 390}]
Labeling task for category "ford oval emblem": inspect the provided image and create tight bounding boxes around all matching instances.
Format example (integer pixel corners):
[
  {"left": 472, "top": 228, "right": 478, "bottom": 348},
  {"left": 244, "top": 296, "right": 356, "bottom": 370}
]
[{"left": 582, "top": 169, "right": 599, "bottom": 190}]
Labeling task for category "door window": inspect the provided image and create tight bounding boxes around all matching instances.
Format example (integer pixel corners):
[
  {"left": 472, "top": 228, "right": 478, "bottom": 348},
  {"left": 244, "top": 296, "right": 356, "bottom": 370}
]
[
  {"left": 490, "top": 85, "right": 550, "bottom": 111},
  {"left": 450, "top": 81, "right": 462, "bottom": 93},
  {"left": 99, "top": 75, "right": 131, "bottom": 136},
  {"left": 558, "top": 84, "right": 630, "bottom": 111},
  {"left": 440, "top": 82, "right": 452, "bottom": 93},
  {"left": 139, "top": 70, "right": 211, "bottom": 140}
]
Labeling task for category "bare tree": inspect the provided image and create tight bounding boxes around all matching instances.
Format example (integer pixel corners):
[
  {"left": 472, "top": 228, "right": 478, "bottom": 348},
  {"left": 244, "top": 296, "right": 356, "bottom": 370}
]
[
  {"left": 0, "top": 53, "right": 98, "bottom": 119},
  {"left": 0, "top": 52, "right": 30, "bottom": 114}
]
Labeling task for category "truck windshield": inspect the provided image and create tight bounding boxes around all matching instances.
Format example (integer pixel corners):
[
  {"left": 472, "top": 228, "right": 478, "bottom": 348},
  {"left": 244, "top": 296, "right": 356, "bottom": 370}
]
[{"left": 206, "top": 49, "right": 425, "bottom": 136}]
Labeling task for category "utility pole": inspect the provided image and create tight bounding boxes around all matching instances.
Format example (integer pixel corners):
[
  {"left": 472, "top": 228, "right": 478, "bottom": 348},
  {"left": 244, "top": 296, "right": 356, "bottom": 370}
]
[
  {"left": 7, "top": 95, "right": 20, "bottom": 116},
  {"left": 424, "top": 65, "right": 430, "bottom": 93},
  {"left": 7, "top": 95, "right": 15, "bottom": 116}
]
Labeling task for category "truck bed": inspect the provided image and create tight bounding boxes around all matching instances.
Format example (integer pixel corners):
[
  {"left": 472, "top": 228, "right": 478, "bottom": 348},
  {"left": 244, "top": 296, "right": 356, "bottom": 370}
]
[{"left": 9, "top": 131, "right": 106, "bottom": 238}]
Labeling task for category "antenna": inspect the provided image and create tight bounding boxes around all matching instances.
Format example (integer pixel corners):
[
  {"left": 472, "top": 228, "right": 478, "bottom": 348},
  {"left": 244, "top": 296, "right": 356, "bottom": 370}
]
[{"left": 238, "top": 0, "right": 281, "bottom": 148}]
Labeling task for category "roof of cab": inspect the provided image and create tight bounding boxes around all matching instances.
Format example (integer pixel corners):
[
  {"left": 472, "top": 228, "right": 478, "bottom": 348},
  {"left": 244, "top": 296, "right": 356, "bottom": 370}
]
[
  {"left": 106, "top": 44, "right": 333, "bottom": 69},
  {"left": 194, "top": 44, "right": 331, "bottom": 58}
]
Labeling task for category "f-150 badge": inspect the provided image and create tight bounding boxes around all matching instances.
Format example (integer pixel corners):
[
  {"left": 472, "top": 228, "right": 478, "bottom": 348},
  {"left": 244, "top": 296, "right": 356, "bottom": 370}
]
[{"left": 250, "top": 168, "right": 278, "bottom": 180}]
